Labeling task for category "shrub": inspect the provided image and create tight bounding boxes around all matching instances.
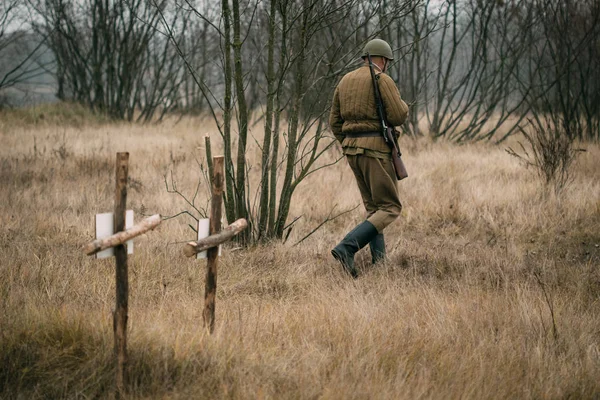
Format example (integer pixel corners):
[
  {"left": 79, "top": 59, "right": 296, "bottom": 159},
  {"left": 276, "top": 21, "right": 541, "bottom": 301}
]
[{"left": 507, "top": 117, "right": 584, "bottom": 194}]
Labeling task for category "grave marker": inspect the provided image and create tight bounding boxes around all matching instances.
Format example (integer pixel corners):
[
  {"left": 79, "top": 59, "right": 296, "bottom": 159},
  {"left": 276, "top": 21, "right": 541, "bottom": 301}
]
[
  {"left": 83, "top": 153, "right": 161, "bottom": 398},
  {"left": 182, "top": 156, "right": 248, "bottom": 334}
]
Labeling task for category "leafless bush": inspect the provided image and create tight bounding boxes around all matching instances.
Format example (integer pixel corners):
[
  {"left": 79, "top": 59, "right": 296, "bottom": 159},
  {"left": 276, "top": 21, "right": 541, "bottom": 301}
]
[{"left": 507, "top": 118, "right": 584, "bottom": 193}]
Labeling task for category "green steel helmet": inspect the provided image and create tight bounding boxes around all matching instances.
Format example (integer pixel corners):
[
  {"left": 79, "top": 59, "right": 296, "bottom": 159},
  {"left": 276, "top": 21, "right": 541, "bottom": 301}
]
[{"left": 362, "top": 39, "right": 394, "bottom": 60}]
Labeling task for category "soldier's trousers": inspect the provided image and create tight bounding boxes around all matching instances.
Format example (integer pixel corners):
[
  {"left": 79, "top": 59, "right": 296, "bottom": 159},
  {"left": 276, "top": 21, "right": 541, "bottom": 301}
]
[{"left": 346, "top": 154, "right": 402, "bottom": 233}]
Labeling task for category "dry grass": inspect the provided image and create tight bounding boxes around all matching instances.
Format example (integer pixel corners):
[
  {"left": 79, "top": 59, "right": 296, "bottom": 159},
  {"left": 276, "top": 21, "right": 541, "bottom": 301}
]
[{"left": 1, "top": 110, "right": 599, "bottom": 399}]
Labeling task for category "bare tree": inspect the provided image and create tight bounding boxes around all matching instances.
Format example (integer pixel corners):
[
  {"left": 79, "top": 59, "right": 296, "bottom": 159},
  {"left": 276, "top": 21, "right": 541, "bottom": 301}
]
[
  {"left": 521, "top": 0, "right": 600, "bottom": 141},
  {"left": 0, "top": 0, "right": 53, "bottom": 105},
  {"left": 31, "top": 0, "right": 194, "bottom": 121},
  {"left": 391, "top": 0, "right": 600, "bottom": 143}
]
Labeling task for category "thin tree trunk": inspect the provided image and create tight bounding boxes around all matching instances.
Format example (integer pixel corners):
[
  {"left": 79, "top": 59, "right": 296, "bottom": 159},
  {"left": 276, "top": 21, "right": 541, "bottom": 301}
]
[
  {"left": 232, "top": 0, "right": 249, "bottom": 242},
  {"left": 275, "top": 2, "right": 308, "bottom": 238},
  {"left": 221, "top": 0, "right": 236, "bottom": 224},
  {"left": 258, "top": 0, "right": 277, "bottom": 240},
  {"left": 267, "top": 1, "right": 287, "bottom": 237}
]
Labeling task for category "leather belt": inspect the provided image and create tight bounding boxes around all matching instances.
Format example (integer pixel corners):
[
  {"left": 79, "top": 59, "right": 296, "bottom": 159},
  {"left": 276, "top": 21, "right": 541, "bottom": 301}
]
[{"left": 344, "top": 131, "right": 381, "bottom": 138}]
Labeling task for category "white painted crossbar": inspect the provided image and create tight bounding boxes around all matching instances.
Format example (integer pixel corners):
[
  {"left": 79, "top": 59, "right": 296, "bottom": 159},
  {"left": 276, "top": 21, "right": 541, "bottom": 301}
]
[{"left": 84, "top": 214, "right": 162, "bottom": 256}]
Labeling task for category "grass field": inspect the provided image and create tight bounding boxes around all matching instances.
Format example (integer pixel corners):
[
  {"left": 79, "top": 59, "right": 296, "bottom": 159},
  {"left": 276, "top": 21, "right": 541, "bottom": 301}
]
[{"left": 1, "top": 107, "right": 600, "bottom": 399}]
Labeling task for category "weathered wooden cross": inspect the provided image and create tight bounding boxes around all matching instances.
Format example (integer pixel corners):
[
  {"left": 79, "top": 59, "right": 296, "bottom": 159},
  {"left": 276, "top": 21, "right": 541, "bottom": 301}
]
[
  {"left": 83, "top": 153, "right": 161, "bottom": 398},
  {"left": 182, "top": 155, "right": 248, "bottom": 333}
]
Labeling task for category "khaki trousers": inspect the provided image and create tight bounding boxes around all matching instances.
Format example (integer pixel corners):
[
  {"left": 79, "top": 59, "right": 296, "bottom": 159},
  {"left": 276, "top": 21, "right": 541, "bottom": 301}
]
[{"left": 346, "top": 154, "right": 402, "bottom": 233}]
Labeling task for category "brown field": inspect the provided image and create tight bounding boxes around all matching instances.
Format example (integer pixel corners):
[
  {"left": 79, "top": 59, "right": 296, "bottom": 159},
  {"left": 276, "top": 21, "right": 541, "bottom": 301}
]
[{"left": 1, "top": 106, "right": 600, "bottom": 399}]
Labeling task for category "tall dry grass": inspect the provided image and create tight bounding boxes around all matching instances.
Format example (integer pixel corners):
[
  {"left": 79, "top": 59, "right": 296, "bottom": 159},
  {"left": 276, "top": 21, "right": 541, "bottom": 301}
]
[{"left": 1, "top": 110, "right": 599, "bottom": 399}]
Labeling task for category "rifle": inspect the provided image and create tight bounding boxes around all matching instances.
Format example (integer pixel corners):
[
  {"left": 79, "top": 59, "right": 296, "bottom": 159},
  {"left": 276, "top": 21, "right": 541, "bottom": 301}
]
[{"left": 366, "top": 53, "right": 408, "bottom": 181}]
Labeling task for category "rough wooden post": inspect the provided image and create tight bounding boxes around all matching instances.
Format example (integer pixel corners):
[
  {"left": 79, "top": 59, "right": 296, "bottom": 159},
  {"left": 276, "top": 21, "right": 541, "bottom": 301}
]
[
  {"left": 204, "top": 156, "right": 224, "bottom": 334},
  {"left": 113, "top": 152, "right": 129, "bottom": 397}
]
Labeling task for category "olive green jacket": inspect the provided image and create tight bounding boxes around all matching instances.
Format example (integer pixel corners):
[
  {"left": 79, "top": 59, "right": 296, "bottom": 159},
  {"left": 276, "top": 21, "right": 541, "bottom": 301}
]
[{"left": 329, "top": 65, "right": 409, "bottom": 157}]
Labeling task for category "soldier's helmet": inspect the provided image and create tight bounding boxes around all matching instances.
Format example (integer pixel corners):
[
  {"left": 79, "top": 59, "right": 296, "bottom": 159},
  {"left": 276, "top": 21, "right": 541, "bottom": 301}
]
[{"left": 362, "top": 39, "right": 394, "bottom": 60}]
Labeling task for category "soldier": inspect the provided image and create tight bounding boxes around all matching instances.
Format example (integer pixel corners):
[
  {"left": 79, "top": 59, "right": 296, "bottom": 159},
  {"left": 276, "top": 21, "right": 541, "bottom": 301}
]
[{"left": 329, "top": 38, "right": 409, "bottom": 278}]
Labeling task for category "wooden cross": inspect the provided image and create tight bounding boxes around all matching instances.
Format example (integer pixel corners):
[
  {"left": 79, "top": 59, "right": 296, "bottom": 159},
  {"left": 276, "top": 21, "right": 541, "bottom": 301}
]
[
  {"left": 182, "top": 155, "right": 248, "bottom": 334},
  {"left": 82, "top": 153, "right": 161, "bottom": 398}
]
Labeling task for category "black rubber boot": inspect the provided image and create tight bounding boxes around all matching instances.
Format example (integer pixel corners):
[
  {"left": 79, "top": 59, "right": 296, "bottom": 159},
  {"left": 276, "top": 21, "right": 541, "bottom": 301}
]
[
  {"left": 369, "top": 234, "right": 386, "bottom": 264},
  {"left": 331, "top": 221, "right": 379, "bottom": 278}
]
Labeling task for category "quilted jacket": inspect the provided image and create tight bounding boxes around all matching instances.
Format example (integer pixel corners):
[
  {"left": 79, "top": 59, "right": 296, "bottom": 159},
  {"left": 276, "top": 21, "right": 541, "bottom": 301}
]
[{"left": 329, "top": 65, "right": 409, "bottom": 155}]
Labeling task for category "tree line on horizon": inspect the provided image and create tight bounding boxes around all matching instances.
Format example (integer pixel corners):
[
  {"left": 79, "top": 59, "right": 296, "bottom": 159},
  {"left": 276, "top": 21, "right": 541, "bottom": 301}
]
[{"left": 1, "top": 0, "right": 598, "bottom": 141}]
